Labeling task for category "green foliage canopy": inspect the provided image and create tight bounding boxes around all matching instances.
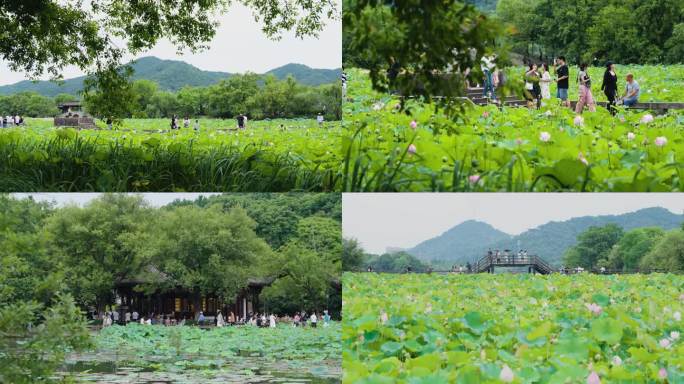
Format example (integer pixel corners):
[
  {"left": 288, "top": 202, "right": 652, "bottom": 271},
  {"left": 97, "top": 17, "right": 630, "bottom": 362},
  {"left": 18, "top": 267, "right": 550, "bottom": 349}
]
[
  {"left": 343, "top": 0, "right": 503, "bottom": 117},
  {"left": 496, "top": 0, "right": 684, "bottom": 64}
]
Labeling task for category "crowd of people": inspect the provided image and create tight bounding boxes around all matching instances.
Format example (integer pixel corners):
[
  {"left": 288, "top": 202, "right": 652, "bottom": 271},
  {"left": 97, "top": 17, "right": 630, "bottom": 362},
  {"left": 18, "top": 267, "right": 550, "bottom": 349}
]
[
  {"left": 99, "top": 309, "right": 332, "bottom": 329},
  {"left": 480, "top": 56, "right": 643, "bottom": 115},
  {"left": 1, "top": 115, "right": 24, "bottom": 128},
  {"left": 162, "top": 112, "right": 327, "bottom": 131}
]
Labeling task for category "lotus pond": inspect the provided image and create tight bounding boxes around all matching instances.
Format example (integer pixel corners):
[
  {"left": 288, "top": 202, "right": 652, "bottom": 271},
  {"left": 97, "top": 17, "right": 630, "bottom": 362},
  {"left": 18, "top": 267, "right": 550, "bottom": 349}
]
[
  {"left": 0, "top": 117, "right": 341, "bottom": 192},
  {"left": 343, "top": 272, "right": 684, "bottom": 383},
  {"left": 343, "top": 67, "right": 684, "bottom": 192},
  {"left": 60, "top": 323, "right": 341, "bottom": 383}
]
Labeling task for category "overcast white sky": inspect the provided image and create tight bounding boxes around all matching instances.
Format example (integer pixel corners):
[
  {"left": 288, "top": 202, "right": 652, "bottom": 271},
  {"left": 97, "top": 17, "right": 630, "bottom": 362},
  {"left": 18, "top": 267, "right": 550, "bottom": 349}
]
[
  {"left": 0, "top": 3, "right": 341, "bottom": 85},
  {"left": 343, "top": 193, "right": 684, "bottom": 254},
  {"left": 11, "top": 193, "right": 220, "bottom": 207}
]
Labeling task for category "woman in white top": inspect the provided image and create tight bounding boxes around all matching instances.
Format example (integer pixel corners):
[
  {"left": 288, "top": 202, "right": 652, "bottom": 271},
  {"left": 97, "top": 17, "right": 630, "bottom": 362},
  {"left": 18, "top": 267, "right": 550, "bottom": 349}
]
[
  {"left": 310, "top": 313, "right": 318, "bottom": 328},
  {"left": 269, "top": 314, "right": 276, "bottom": 328},
  {"left": 216, "top": 311, "right": 225, "bottom": 327},
  {"left": 540, "top": 63, "right": 552, "bottom": 100}
]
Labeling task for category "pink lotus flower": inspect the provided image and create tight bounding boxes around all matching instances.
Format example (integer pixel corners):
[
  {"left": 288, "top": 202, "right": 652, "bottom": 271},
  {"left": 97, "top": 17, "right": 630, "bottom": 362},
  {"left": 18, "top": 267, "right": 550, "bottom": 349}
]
[
  {"left": 659, "top": 338, "right": 671, "bottom": 349},
  {"left": 585, "top": 303, "right": 602, "bottom": 315},
  {"left": 380, "top": 312, "right": 388, "bottom": 324},
  {"left": 655, "top": 136, "right": 667, "bottom": 147},
  {"left": 675, "top": 311, "right": 681, "bottom": 321},
  {"left": 545, "top": 110, "right": 553, "bottom": 117},
  {"left": 469, "top": 175, "right": 481, "bottom": 184},
  {"left": 407, "top": 144, "right": 417, "bottom": 155},
  {"left": 641, "top": 114, "right": 654, "bottom": 124},
  {"left": 627, "top": 132, "right": 636, "bottom": 141},
  {"left": 500, "top": 365, "right": 514, "bottom": 383},
  {"left": 587, "top": 371, "right": 601, "bottom": 384},
  {"left": 515, "top": 138, "right": 524, "bottom": 145},
  {"left": 612, "top": 356, "right": 622, "bottom": 366},
  {"left": 540, "top": 131, "right": 551, "bottom": 142},
  {"left": 619, "top": 116, "right": 626, "bottom": 123},
  {"left": 659, "top": 368, "right": 668, "bottom": 380},
  {"left": 482, "top": 111, "right": 490, "bottom": 118},
  {"left": 410, "top": 120, "right": 418, "bottom": 129},
  {"left": 670, "top": 331, "right": 679, "bottom": 340},
  {"left": 574, "top": 115, "right": 584, "bottom": 126}
]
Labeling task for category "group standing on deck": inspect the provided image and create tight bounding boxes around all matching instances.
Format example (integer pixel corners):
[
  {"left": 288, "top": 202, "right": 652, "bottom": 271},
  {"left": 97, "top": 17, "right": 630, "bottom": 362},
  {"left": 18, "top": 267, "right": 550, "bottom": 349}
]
[{"left": 481, "top": 55, "right": 642, "bottom": 114}]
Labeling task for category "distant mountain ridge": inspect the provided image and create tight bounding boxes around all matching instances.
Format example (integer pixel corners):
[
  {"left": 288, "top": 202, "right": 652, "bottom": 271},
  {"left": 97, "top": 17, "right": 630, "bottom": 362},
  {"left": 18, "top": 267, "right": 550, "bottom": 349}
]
[
  {"left": 410, "top": 220, "right": 510, "bottom": 262},
  {"left": 406, "top": 208, "right": 684, "bottom": 266},
  {"left": 0, "top": 57, "right": 341, "bottom": 97}
]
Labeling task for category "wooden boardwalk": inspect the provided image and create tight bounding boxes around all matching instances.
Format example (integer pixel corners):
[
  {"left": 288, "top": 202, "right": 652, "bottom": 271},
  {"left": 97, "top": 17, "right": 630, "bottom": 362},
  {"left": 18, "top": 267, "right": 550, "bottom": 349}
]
[{"left": 473, "top": 254, "right": 555, "bottom": 274}]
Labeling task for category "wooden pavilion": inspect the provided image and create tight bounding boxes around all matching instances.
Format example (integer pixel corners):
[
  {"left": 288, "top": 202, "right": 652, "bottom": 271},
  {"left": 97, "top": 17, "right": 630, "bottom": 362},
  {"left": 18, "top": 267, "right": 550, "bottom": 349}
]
[
  {"left": 113, "top": 267, "right": 274, "bottom": 321},
  {"left": 54, "top": 101, "right": 96, "bottom": 129}
]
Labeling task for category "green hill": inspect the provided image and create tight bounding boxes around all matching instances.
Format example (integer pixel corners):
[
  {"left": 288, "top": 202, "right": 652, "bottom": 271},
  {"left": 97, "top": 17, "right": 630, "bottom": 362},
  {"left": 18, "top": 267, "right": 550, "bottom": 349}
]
[
  {"left": 409, "top": 220, "right": 511, "bottom": 263},
  {"left": 0, "top": 57, "right": 341, "bottom": 97},
  {"left": 406, "top": 208, "right": 684, "bottom": 266}
]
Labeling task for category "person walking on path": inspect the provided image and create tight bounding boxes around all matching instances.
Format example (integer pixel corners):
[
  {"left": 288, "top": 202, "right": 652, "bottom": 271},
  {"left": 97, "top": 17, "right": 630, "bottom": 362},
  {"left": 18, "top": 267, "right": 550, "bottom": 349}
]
[
  {"left": 575, "top": 63, "right": 596, "bottom": 114},
  {"left": 601, "top": 62, "right": 618, "bottom": 115},
  {"left": 555, "top": 56, "right": 570, "bottom": 108}
]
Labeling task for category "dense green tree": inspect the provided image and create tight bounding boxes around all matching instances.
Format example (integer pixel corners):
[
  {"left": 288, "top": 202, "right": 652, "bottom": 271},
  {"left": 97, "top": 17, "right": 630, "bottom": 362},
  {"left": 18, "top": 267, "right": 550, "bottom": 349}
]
[
  {"left": 176, "top": 86, "right": 208, "bottom": 117},
  {"left": 261, "top": 243, "right": 336, "bottom": 315},
  {"left": 640, "top": 230, "right": 684, "bottom": 273},
  {"left": 207, "top": 73, "right": 260, "bottom": 118},
  {"left": 343, "top": 238, "right": 367, "bottom": 271},
  {"left": 0, "top": 196, "right": 58, "bottom": 306},
  {"left": 0, "top": 92, "right": 58, "bottom": 117},
  {"left": 193, "top": 193, "right": 342, "bottom": 249},
  {"left": 665, "top": 23, "right": 684, "bottom": 64},
  {"left": 605, "top": 227, "right": 665, "bottom": 271},
  {"left": 295, "top": 216, "right": 342, "bottom": 262},
  {"left": 562, "top": 224, "right": 624, "bottom": 269},
  {"left": 494, "top": 0, "right": 684, "bottom": 64},
  {"left": 344, "top": 0, "right": 502, "bottom": 118},
  {"left": 45, "top": 194, "right": 153, "bottom": 309},
  {"left": 130, "top": 79, "right": 159, "bottom": 118},
  {"left": 367, "top": 251, "right": 429, "bottom": 273},
  {"left": 53, "top": 93, "right": 78, "bottom": 106},
  {"left": 148, "top": 205, "right": 272, "bottom": 305}
]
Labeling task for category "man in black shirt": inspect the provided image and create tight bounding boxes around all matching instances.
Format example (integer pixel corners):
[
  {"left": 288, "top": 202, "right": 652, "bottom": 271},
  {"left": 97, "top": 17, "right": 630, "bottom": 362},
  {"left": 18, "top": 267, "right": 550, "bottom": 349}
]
[
  {"left": 237, "top": 114, "right": 245, "bottom": 129},
  {"left": 555, "top": 56, "right": 570, "bottom": 108}
]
